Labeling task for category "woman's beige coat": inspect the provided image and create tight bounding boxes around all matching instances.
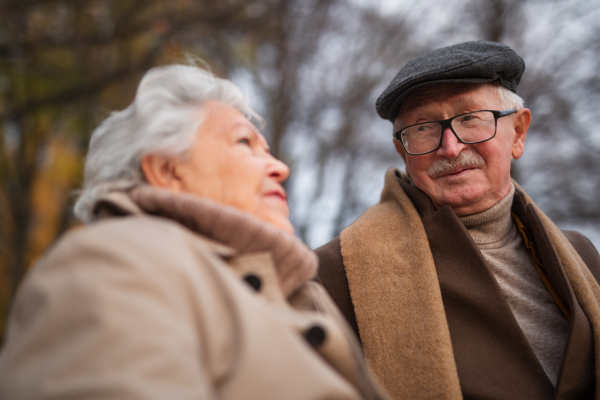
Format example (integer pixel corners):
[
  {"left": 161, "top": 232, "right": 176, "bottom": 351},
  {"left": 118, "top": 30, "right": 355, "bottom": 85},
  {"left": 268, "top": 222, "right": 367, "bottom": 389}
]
[{"left": 0, "top": 188, "right": 387, "bottom": 400}]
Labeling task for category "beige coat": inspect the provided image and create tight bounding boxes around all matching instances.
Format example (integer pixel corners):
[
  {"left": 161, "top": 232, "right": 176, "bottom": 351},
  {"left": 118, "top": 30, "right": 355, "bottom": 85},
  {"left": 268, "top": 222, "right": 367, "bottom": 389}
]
[{"left": 0, "top": 187, "right": 388, "bottom": 400}]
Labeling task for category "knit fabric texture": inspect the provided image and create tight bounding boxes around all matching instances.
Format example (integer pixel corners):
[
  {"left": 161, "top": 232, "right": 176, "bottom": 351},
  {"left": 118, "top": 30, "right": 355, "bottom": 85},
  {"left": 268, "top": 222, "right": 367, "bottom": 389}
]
[{"left": 460, "top": 183, "right": 569, "bottom": 386}]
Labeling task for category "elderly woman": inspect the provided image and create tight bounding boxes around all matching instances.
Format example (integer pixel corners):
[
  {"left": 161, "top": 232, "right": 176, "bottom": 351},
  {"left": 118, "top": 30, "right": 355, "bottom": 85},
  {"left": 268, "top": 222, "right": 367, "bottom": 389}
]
[{"left": 0, "top": 64, "right": 388, "bottom": 400}]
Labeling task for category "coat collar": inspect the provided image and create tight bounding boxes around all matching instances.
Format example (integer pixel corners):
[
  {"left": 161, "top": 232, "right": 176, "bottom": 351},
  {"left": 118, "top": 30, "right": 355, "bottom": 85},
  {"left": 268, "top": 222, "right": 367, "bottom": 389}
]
[{"left": 92, "top": 186, "right": 318, "bottom": 297}]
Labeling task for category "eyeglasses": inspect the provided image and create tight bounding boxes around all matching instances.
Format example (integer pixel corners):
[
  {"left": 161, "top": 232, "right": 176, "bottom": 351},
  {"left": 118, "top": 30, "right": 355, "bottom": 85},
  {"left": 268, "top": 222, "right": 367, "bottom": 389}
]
[{"left": 393, "top": 109, "right": 518, "bottom": 155}]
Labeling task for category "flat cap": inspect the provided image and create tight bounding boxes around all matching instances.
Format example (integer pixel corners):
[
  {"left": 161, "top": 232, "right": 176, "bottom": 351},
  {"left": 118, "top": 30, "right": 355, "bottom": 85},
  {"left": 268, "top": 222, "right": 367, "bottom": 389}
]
[{"left": 375, "top": 41, "right": 525, "bottom": 121}]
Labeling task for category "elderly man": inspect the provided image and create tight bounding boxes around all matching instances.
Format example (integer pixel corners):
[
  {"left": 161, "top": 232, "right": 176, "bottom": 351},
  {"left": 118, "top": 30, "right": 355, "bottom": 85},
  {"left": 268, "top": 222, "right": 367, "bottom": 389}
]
[{"left": 316, "top": 41, "right": 600, "bottom": 399}]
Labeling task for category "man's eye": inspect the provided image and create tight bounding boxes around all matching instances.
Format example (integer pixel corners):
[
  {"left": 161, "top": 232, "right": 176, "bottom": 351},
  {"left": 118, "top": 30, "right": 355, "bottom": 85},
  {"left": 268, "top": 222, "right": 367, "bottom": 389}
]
[
  {"left": 458, "top": 115, "right": 481, "bottom": 123},
  {"left": 417, "top": 124, "right": 435, "bottom": 132},
  {"left": 238, "top": 138, "right": 251, "bottom": 145}
]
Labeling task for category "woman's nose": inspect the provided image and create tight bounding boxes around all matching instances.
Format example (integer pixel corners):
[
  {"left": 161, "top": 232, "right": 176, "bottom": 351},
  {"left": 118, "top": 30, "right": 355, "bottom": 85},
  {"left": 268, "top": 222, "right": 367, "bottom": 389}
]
[{"left": 268, "top": 156, "right": 290, "bottom": 182}]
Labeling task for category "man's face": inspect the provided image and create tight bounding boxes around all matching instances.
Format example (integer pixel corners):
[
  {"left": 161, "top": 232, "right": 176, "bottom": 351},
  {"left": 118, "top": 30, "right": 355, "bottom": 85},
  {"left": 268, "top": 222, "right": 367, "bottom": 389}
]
[{"left": 393, "top": 84, "right": 530, "bottom": 216}]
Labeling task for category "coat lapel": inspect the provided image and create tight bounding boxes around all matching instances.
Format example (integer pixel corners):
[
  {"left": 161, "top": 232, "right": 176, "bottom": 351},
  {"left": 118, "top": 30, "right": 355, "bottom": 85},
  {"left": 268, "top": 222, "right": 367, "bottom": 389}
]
[
  {"left": 421, "top": 202, "right": 554, "bottom": 399},
  {"left": 517, "top": 197, "right": 595, "bottom": 399}
]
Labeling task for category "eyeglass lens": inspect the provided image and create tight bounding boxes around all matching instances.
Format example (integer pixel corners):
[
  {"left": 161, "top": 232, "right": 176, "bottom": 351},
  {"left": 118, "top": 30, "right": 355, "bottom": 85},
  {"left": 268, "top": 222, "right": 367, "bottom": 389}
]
[{"left": 401, "top": 110, "right": 497, "bottom": 155}]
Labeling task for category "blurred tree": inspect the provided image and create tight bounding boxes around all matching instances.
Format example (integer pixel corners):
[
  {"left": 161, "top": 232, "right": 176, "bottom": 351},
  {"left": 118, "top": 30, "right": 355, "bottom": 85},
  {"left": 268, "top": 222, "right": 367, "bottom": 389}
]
[
  {"left": 451, "top": 0, "right": 600, "bottom": 233},
  {"left": 1, "top": 0, "right": 599, "bottom": 342},
  {"left": 0, "top": 0, "right": 318, "bottom": 340},
  {"left": 250, "top": 1, "right": 431, "bottom": 243},
  {"left": 282, "top": 0, "right": 600, "bottom": 247}
]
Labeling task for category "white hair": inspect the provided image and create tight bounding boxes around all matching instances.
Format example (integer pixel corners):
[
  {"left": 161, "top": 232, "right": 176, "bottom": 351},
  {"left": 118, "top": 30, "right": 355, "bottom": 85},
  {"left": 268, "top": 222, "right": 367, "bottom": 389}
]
[
  {"left": 73, "top": 63, "right": 262, "bottom": 223},
  {"left": 491, "top": 83, "right": 525, "bottom": 110}
]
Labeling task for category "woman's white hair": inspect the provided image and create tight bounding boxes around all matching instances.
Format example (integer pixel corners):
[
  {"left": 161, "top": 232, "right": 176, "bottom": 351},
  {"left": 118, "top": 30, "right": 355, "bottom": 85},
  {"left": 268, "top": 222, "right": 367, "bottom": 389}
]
[{"left": 74, "top": 63, "right": 262, "bottom": 223}]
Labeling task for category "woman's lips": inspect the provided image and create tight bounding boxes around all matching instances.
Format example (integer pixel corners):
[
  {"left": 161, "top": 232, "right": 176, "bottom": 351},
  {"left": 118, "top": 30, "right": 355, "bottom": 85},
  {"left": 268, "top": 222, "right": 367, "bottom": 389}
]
[{"left": 266, "top": 190, "right": 287, "bottom": 201}]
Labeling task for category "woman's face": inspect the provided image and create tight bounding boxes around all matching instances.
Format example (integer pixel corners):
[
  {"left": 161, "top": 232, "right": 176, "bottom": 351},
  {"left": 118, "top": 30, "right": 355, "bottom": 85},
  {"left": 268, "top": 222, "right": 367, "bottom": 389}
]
[{"left": 175, "top": 101, "right": 294, "bottom": 234}]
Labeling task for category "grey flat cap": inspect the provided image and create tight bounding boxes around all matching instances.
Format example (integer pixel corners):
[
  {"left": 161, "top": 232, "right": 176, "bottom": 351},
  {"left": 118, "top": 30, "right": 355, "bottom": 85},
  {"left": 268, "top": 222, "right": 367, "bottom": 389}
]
[{"left": 376, "top": 41, "right": 525, "bottom": 121}]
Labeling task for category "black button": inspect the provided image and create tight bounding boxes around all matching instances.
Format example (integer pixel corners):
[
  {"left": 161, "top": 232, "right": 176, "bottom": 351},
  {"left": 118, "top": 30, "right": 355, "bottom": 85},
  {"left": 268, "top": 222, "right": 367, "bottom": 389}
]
[
  {"left": 243, "top": 274, "right": 262, "bottom": 291},
  {"left": 304, "top": 325, "right": 326, "bottom": 347}
]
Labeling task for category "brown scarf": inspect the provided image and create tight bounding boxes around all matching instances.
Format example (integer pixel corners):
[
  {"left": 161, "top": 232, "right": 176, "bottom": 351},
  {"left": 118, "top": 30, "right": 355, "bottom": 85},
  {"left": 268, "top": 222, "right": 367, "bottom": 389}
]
[{"left": 340, "top": 167, "right": 600, "bottom": 400}]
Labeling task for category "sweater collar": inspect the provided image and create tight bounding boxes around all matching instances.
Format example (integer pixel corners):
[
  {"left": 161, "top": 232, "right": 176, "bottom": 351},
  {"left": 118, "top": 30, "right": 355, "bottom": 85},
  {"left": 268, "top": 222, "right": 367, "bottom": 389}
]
[
  {"left": 93, "top": 185, "right": 318, "bottom": 297},
  {"left": 459, "top": 183, "right": 516, "bottom": 248}
]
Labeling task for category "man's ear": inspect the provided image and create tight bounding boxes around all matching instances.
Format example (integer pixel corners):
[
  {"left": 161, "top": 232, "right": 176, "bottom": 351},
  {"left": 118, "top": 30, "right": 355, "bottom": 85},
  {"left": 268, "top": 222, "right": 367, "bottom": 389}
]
[
  {"left": 392, "top": 117, "right": 408, "bottom": 161},
  {"left": 140, "top": 154, "right": 183, "bottom": 191},
  {"left": 393, "top": 139, "right": 407, "bottom": 161},
  {"left": 511, "top": 108, "right": 531, "bottom": 160}
]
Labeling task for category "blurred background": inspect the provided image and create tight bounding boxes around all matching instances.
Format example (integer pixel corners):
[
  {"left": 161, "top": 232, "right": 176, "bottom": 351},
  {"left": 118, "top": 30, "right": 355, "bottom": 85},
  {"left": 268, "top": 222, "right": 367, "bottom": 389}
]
[{"left": 1, "top": 0, "right": 599, "bottom": 340}]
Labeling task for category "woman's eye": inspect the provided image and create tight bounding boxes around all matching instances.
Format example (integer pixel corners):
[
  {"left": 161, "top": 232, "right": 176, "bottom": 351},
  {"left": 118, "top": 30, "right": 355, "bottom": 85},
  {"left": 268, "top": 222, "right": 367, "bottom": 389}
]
[{"left": 238, "top": 137, "right": 251, "bottom": 146}]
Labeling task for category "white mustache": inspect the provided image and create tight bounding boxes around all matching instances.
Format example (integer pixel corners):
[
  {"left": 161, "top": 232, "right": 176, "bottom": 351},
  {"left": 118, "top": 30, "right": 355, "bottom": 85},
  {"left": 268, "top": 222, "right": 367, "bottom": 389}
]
[{"left": 427, "top": 150, "right": 485, "bottom": 178}]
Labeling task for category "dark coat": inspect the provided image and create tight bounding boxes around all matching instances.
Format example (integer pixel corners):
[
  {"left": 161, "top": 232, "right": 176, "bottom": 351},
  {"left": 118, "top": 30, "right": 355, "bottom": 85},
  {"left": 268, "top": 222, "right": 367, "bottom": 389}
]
[{"left": 317, "top": 175, "right": 600, "bottom": 400}]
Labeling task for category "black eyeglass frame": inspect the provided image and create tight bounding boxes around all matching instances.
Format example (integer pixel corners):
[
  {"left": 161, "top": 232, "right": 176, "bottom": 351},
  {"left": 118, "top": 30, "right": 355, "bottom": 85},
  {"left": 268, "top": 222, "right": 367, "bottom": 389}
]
[{"left": 393, "top": 109, "right": 518, "bottom": 156}]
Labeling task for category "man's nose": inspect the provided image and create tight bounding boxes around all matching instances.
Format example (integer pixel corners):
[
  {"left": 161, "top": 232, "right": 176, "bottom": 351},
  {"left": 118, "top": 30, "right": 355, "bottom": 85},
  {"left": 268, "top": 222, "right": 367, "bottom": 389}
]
[{"left": 436, "top": 127, "right": 466, "bottom": 158}]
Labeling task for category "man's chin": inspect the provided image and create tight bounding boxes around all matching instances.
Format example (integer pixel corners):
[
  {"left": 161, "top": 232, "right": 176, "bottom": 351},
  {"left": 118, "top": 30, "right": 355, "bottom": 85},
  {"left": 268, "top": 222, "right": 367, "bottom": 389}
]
[{"left": 430, "top": 189, "right": 486, "bottom": 215}]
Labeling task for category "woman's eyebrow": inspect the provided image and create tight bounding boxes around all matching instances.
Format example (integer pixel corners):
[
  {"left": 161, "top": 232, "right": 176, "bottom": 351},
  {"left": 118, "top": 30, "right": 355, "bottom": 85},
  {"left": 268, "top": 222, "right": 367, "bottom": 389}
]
[
  {"left": 233, "top": 121, "right": 258, "bottom": 136},
  {"left": 234, "top": 122, "right": 271, "bottom": 150}
]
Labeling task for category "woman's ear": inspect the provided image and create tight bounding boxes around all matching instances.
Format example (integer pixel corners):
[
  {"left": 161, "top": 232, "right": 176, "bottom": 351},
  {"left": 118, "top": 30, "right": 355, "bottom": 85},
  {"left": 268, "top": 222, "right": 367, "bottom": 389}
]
[{"left": 140, "top": 154, "right": 183, "bottom": 191}]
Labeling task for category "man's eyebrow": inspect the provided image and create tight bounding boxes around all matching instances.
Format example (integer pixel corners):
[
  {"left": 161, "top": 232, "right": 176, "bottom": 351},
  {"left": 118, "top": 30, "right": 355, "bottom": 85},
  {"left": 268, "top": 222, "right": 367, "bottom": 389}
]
[{"left": 452, "top": 94, "right": 475, "bottom": 107}]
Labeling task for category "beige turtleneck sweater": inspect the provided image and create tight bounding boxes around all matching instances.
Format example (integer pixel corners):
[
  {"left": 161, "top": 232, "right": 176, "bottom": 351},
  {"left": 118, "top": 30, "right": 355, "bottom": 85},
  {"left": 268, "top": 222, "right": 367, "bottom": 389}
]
[{"left": 460, "top": 184, "right": 570, "bottom": 386}]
